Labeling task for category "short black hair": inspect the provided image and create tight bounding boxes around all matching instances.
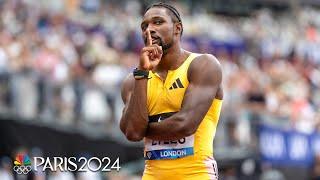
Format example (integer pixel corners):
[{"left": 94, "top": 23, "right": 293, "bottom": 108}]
[{"left": 145, "top": 2, "right": 183, "bottom": 36}]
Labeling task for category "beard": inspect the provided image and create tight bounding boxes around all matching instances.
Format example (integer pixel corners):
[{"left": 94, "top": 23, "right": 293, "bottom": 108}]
[{"left": 158, "top": 38, "right": 173, "bottom": 55}]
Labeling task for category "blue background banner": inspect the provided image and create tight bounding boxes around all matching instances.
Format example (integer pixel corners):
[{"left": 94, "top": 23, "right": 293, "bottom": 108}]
[{"left": 259, "top": 125, "right": 315, "bottom": 167}]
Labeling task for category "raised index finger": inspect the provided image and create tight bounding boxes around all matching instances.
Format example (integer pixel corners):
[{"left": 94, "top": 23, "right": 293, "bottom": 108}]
[{"left": 146, "top": 28, "right": 152, "bottom": 46}]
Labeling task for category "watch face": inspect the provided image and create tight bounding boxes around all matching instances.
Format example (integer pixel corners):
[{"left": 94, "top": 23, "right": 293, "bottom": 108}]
[{"left": 134, "top": 75, "right": 145, "bottom": 80}]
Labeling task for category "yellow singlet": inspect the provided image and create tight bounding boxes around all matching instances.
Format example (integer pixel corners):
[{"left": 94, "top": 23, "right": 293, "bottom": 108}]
[{"left": 142, "top": 53, "right": 223, "bottom": 180}]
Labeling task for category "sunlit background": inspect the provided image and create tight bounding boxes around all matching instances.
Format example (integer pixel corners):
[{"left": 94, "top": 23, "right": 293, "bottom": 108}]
[{"left": 0, "top": 0, "right": 320, "bottom": 179}]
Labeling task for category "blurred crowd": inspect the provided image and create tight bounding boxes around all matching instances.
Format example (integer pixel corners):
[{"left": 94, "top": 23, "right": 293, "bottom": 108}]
[
  {"left": 214, "top": 7, "right": 320, "bottom": 148},
  {"left": 1, "top": 0, "right": 320, "bottom": 179},
  {"left": 0, "top": 0, "right": 141, "bottom": 127}
]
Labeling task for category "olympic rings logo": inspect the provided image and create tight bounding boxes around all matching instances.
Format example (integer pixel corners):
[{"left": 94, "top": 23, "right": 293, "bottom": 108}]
[{"left": 13, "top": 165, "right": 32, "bottom": 174}]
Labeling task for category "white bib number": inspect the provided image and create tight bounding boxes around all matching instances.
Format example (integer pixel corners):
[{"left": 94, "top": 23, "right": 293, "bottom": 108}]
[{"left": 144, "top": 135, "right": 194, "bottom": 160}]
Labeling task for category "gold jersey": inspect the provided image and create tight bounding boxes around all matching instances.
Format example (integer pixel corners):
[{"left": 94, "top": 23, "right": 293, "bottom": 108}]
[{"left": 142, "top": 53, "right": 222, "bottom": 180}]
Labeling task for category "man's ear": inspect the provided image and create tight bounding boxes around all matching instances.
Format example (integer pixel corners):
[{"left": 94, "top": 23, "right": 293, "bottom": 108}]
[{"left": 175, "top": 22, "right": 183, "bottom": 36}]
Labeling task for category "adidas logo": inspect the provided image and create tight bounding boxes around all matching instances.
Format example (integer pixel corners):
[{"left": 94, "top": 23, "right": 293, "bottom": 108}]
[{"left": 169, "top": 78, "right": 184, "bottom": 90}]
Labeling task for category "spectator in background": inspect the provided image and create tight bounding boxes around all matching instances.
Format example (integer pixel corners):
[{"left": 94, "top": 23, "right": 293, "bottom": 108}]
[
  {"left": 313, "top": 153, "right": 320, "bottom": 180},
  {"left": 0, "top": 156, "right": 14, "bottom": 180},
  {"left": 48, "top": 169, "right": 75, "bottom": 180}
]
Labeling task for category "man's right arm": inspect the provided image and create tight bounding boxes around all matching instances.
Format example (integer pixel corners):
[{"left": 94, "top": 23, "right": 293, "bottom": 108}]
[
  {"left": 119, "top": 74, "right": 149, "bottom": 141},
  {"left": 120, "top": 28, "right": 162, "bottom": 141}
]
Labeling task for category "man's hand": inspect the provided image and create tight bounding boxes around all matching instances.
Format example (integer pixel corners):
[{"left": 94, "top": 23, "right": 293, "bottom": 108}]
[
  {"left": 120, "top": 29, "right": 162, "bottom": 141},
  {"left": 140, "top": 29, "right": 163, "bottom": 70}
]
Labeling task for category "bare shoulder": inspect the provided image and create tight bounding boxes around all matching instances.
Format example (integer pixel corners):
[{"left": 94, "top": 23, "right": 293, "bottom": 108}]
[
  {"left": 121, "top": 73, "right": 135, "bottom": 103},
  {"left": 187, "top": 53, "right": 223, "bottom": 99},
  {"left": 188, "top": 53, "right": 222, "bottom": 82}
]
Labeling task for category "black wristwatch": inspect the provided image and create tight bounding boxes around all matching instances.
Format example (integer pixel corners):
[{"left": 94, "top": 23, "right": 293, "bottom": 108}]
[{"left": 133, "top": 68, "right": 149, "bottom": 80}]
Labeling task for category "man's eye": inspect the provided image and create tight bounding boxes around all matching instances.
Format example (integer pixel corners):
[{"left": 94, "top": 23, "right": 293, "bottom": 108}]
[
  {"left": 141, "top": 25, "right": 147, "bottom": 30},
  {"left": 154, "top": 20, "right": 162, "bottom": 25}
]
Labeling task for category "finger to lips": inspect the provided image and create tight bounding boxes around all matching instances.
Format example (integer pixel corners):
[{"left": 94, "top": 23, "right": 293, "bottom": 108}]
[{"left": 146, "top": 28, "right": 152, "bottom": 46}]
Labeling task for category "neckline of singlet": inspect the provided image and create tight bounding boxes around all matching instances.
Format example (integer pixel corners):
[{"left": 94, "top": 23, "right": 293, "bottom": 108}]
[
  {"left": 151, "top": 53, "right": 198, "bottom": 77},
  {"left": 168, "top": 52, "right": 197, "bottom": 72},
  {"left": 149, "top": 53, "right": 224, "bottom": 102}
]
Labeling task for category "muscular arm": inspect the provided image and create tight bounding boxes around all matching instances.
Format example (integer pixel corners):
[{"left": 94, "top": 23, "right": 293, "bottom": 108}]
[
  {"left": 119, "top": 74, "right": 148, "bottom": 141},
  {"left": 146, "top": 54, "right": 222, "bottom": 141},
  {"left": 119, "top": 27, "right": 163, "bottom": 141}
]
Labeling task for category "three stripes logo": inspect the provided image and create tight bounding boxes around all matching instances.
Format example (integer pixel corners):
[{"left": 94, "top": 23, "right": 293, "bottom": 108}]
[{"left": 169, "top": 78, "right": 184, "bottom": 90}]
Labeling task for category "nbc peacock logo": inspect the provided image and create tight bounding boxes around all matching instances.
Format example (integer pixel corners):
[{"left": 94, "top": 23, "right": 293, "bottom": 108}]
[{"left": 13, "top": 154, "right": 32, "bottom": 174}]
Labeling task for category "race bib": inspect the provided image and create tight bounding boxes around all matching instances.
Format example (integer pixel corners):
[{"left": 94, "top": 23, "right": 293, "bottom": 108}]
[
  {"left": 144, "top": 112, "right": 195, "bottom": 160},
  {"left": 144, "top": 135, "right": 194, "bottom": 160}
]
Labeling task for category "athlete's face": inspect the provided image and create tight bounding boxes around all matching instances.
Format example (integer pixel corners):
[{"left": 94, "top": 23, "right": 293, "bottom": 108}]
[{"left": 141, "top": 8, "right": 180, "bottom": 51}]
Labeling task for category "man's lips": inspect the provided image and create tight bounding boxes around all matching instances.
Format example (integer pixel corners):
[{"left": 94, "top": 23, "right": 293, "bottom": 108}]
[
  {"left": 151, "top": 36, "right": 161, "bottom": 44},
  {"left": 145, "top": 36, "right": 160, "bottom": 45}
]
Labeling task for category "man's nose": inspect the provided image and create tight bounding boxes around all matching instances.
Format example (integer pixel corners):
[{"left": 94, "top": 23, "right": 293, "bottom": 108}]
[{"left": 145, "top": 27, "right": 156, "bottom": 35}]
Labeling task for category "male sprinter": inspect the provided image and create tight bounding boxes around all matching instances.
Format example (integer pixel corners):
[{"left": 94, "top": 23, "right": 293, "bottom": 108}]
[{"left": 120, "top": 2, "right": 223, "bottom": 180}]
